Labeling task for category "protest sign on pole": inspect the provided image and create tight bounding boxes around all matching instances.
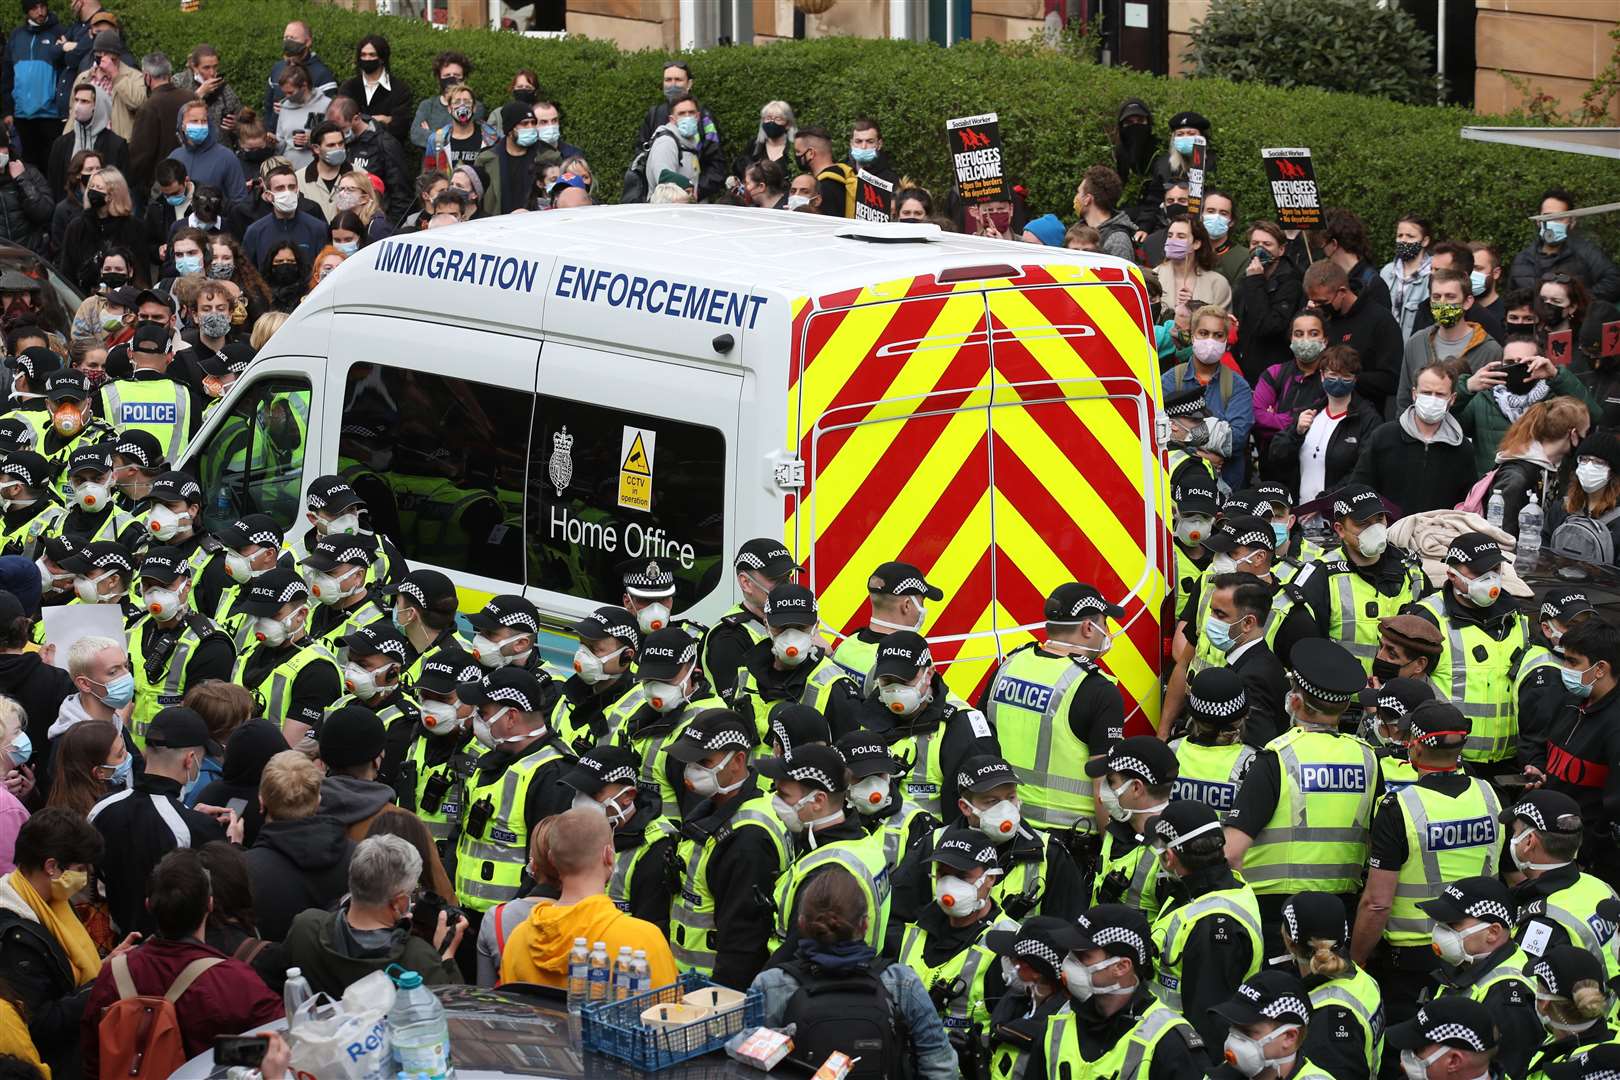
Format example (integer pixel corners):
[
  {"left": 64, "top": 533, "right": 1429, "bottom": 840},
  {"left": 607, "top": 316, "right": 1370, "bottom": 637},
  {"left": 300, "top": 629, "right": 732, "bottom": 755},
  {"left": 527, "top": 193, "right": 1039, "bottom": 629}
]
[
  {"left": 945, "top": 113, "right": 1006, "bottom": 203},
  {"left": 1186, "top": 136, "right": 1207, "bottom": 215},
  {"left": 1261, "top": 147, "right": 1323, "bottom": 228}
]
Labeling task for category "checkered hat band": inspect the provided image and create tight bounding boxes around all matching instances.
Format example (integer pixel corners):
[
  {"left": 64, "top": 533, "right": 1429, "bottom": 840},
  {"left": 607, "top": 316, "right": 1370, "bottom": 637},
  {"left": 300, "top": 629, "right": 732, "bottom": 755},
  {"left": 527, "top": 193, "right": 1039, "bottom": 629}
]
[
  {"left": 5, "top": 462, "right": 39, "bottom": 486},
  {"left": 736, "top": 552, "right": 764, "bottom": 569},
  {"left": 599, "top": 620, "right": 638, "bottom": 641},
  {"left": 1376, "top": 692, "right": 1410, "bottom": 716},
  {"left": 278, "top": 580, "right": 305, "bottom": 603},
  {"left": 1423, "top": 1021, "right": 1487, "bottom": 1052},
  {"left": 1109, "top": 755, "right": 1159, "bottom": 782},
  {"left": 1462, "top": 899, "right": 1512, "bottom": 923},
  {"left": 497, "top": 611, "right": 540, "bottom": 632},
  {"left": 370, "top": 637, "right": 407, "bottom": 660},
  {"left": 1282, "top": 902, "right": 1299, "bottom": 942},
  {"left": 1581, "top": 1072, "right": 1620, "bottom": 1080},
  {"left": 1232, "top": 528, "right": 1272, "bottom": 547},
  {"left": 326, "top": 545, "right": 370, "bottom": 565},
  {"left": 1014, "top": 940, "right": 1062, "bottom": 970},
  {"left": 896, "top": 577, "right": 928, "bottom": 593},
  {"left": 787, "top": 765, "right": 838, "bottom": 790},
  {"left": 1160, "top": 819, "right": 1220, "bottom": 850},
  {"left": 580, "top": 757, "right": 638, "bottom": 786},
  {"left": 1066, "top": 597, "right": 1105, "bottom": 616},
  {"left": 1513, "top": 801, "right": 1547, "bottom": 831},
  {"left": 1089, "top": 926, "right": 1147, "bottom": 966},
  {"left": 172, "top": 480, "right": 201, "bottom": 498},
  {"left": 93, "top": 553, "right": 132, "bottom": 571},
  {"left": 1289, "top": 670, "right": 1355, "bottom": 703},
  {"left": 399, "top": 582, "right": 426, "bottom": 607},
  {"left": 1189, "top": 689, "right": 1245, "bottom": 718},
  {"left": 245, "top": 529, "right": 279, "bottom": 546},
  {"left": 1263, "top": 996, "right": 1310, "bottom": 1021},
  {"left": 698, "top": 729, "right": 752, "bottom": 752},
  {"left": 1333, "top": 499, "right": 1351, "bottom": 516},
  {"left": 486, "top": 685, "right": 537, "bottom": 711},
  {"left": 114, "top": 440, "right": 152, "bottom": 464}
]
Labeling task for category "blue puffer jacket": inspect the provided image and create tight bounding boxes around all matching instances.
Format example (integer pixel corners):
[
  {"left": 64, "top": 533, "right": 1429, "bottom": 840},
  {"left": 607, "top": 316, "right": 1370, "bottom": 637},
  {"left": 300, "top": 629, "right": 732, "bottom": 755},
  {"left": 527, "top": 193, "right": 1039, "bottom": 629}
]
[{"left": 2, "top": 13, "right": 71, "bottom": 120}]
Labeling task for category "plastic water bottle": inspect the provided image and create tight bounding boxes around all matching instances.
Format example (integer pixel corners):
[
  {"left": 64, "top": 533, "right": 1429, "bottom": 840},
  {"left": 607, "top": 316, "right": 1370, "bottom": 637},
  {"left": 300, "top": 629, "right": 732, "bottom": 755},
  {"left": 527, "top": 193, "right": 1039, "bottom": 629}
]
[
  {"left": 389, "top": 968, "right": 454, "bottom": 1079},
  {"left": 588, "top": 941, "right": 610, "bottom": 1004},
  {"left": 612, "top": 946, "right": 634, "bottom": 1001},
  {"left": 630, "top": 949, "right": 650, "bottom": 995},
  {"left": 282, "top": 967, "right": 311, "bottom": 1028},
  {"left": 1486, "top": 488, "right": 1506, "bottom": 530},
  {"left": 1518, "top": 492, "right": 1543, "bottom": 561},
  {"left": 566, "top": 937, "right": 590, "bottom": 1014}
]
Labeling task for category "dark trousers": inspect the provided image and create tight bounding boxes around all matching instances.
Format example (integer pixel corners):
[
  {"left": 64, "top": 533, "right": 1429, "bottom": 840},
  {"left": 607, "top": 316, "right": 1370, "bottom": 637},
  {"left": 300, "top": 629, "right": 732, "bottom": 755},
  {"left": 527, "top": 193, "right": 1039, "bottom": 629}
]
[{"left": 1368, "top": 942, "right": 1441, "bottom": 1079}]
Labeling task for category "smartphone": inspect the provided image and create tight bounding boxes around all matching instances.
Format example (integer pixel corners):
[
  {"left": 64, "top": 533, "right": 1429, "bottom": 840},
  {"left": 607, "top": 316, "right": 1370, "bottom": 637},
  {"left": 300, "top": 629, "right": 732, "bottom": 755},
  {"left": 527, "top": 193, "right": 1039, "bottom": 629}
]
[
  {"left": 226, "top": 797, "right": 248, "bottom": 818},
  {"left": 1496, "top": 773, "right": 1533, "bottom": 788},
  {"left": 213, "top": 1035, "right": 269, "bottom": 1068}
]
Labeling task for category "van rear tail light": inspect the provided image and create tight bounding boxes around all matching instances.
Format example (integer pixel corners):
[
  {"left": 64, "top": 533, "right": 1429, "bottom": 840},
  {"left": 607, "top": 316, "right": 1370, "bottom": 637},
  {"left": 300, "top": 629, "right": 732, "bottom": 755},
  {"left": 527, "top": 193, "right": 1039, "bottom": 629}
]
[{"left": 937, "top": 264, "right": 1021, "bottom": 284}]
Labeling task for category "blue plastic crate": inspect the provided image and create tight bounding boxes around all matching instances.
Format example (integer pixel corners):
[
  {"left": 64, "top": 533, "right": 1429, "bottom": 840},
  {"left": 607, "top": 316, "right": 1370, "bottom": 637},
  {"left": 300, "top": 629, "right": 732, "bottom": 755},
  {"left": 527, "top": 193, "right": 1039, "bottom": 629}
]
[{"left": 581, "top": 972, "right": 764, "bottom": 1071}]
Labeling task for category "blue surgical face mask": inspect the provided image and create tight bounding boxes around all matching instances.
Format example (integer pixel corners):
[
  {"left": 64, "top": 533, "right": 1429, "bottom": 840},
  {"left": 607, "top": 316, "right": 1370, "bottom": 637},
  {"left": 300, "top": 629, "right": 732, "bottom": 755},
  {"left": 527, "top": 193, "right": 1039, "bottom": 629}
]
[
  {"left": 675, "top": 116, "right": 699, "bottom": 139},
  {"left": 537, "top": 124, "right": 560, "bottom": 146},
  {"left": 514, "top": 125, "right": 539, "bottom": 148},
  {"left": 95, "top": 672, "right": 136, "bottom": 709},
  {"left": 164, "top": 192, "right": 186, "bottom": 208},
  {"left": 184, "top": 123, "right": 209, "bottom": 145},
  {"left": 1469, "top": 270, "right": 1487, "bottom": 297},
  {"left": 1562, "top": 663, "right": 1594, "bottom": 698},
  {"left": 850, "top": 145, "right": 877, "bottom": 164},
  {"left": 1201, "top": 213, "right": 1230, "bottom": 240},
  {"left": 5, "top": 729, "right": 31, "bottom": 769},
  {"left": 1540, "top": 220, "right": 1568, "bottom": 245},
  {"left": 107, "top": 752, "right": 132, "bottom": 787},
  {"left": 1173, "top": 135, "right": 1196, "bottom": 156},
  {"left": 1203, "top": 614, "right": 1240, "bottom": 654},
  {"left": 334, "top": 239, "right": 359, "bottom": 256},
  {"left": 174, "top": 254, "right": 202, "bottom": 276}
]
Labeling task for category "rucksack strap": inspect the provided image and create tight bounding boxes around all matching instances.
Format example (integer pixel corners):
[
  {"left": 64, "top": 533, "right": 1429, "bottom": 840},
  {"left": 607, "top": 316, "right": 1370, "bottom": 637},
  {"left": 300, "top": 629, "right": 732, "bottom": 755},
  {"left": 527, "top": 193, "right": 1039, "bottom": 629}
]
[
  {"left": 165, "top": 957, "right": 225, "bottom": 1003},
  {"left": 112, "top": 953, "right": 138, "bottom": 1000},
  {"left": 232, "top": 938, "right": 268, "bottom": 965}
]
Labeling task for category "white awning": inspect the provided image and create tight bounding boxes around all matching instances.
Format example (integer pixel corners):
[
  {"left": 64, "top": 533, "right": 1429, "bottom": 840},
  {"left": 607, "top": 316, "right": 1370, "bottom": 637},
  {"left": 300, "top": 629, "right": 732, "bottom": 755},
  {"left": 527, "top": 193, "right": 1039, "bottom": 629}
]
[{"left": 1461, "top": 126, "right": 1620, "bottom": 159}]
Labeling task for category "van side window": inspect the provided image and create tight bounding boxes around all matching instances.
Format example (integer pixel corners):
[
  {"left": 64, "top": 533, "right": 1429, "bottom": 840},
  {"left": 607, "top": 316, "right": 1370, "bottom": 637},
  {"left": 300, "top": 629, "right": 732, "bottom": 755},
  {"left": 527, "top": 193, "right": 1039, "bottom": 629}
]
[
  {"left": 194, "top": 377, "right": 311, "bottom": 537},
  {"left": 338, "top": 363, "right": 529, "bottom": 582},
  {"left": 531, "top": 396, "right": 726, "bottom": 609}
]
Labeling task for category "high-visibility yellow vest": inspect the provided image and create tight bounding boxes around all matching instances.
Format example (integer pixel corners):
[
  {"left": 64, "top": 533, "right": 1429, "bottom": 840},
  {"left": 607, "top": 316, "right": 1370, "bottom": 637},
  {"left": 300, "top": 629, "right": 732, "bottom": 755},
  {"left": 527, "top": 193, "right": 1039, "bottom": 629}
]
[
  {"left": 877, "top": 799, "right": 935, "bottom": 873},
  {"left": 313, "top": 595, "right": 390, "bottom": 658},
  {"left": 400, "top": 731, "right": 476, "bottom": 845},
  {"left": 127, "top": 612, "right": 228, "bottom": 750},
  {"left": 1521, "top": 871, "right": 1620, "bottom": 982},
  {"left": 231, "top": 639, "right": 340, "bottom": 734},
  {"left": 608, "top": 816, "right": 678, "bottom": 913},
  {"left": 700, "top": 606, "right": 768, "bottom": 690},
  {"left": 1188, "top": 571, "right": 1294, "bottom": 675},
  {"left": 890, "top": 693, "right": 985, "bottom": 821},
  {"left": 669, "top": 794, "right": 790, "bottom": 976},
  {"left": 1092, "top": 827, "right": 1163, "bottom": 917},
  {"left": 614, "top": 695, "right": 722, "bottom": 821},
  {"left": 1150, "top": 883, "right": 1263, "bottom": 1011},
  {"left": 926, "top": 824, "right": 1052, "bottom": 920},
  {"left": 1244, "top": 726, "right": 1378, "bottom": 895},
  {"left": 102, "top": 377, "right": 191, "bottom": 462},
  {"left": 1313, "top": 559, "right": 1425, "bottom": 668},
  {"left": 830, "top": 630, "right": 881, "bottom": 683},
  {"left": 1378, "top": 751, "right": 1420, "bottom": 795},
  {"left": 772, "top": 829, "right": 891, "bottom": 952},
  {"left": 1308, "top": 966, "right": 1386, "bottom": 1077},
  {"left": 1415, "top": 594, "right": 1549, "bottom": 764},
  {"left": 985, "top": 644, "right": 1102, "bottom": 830},
  {"left": 898, "top": 915, "right": 1015, "bottom": 1032},
  {"left": 1387, "top": 777, "right": 1502, "bottom": 945},
  {"left": 453, "top": 739, "right": 569, "bottom": 912},
  {"left": 732, "top": 654, "right": 851, "bottom": 743},
  {"left": 1169, "top": 738, "right": 1255, "bottom": 812},
  {"left": 551, "top": 680, "right": 644, "bottom": 754},
  {"left": 0, "top": 502, "right": 64, "bottom": 559},
  {"left": 1435, "top": 945, "right": 1534, "bottom": 1006},
  {"left": 1044, "top": 997, "right": 1198, "bottom": 1080}
]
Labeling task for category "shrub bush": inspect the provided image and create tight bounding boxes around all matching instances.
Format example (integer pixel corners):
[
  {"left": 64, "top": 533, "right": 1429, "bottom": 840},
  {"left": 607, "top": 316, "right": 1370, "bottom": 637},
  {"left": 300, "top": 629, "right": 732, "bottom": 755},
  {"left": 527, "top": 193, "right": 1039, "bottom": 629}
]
[
  {"left": 1187, "top": 0, "right": 1442, "bottom": 107},
  {"left": 109, "top": 0, "right": 1617, "bottom": 260}
]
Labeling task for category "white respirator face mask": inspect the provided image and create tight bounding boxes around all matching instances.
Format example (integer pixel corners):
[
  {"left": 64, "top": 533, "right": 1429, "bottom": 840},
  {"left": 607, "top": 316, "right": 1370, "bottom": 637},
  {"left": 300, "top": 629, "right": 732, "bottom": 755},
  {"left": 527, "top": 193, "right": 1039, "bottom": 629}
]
[
  {"left": 1356, "top": 522, "right": 1389, "bottom": 559},
  {"left": 848, "top": 774, "right": 891, "bottom": 815},
  {"left": 933, "top": 874, "right": 982, "bottom": 916},
  {"left": 1225, "top": 1025, "right": 1299, "bottom": 1078},
  {"left": 771, "top": 628, "right": 816, "bottom": 667},
  {"left": 572, "top": 645, "right": 625, "bottom": 685},
  {"left": 636, "top": 602, "right": 671, "bottom": 633},
  {"left": 420, "top": 700, "right": 464, "bottom": 735},
  {"left": 1061, "top": 955, "right": 1132, "bottom": 1002},
  {"left": 1430, "top": 921, "right": 1492, "bottom": 967},
  {"left": 684, "top": 751, "right": 743, "bottom": 798},
  {"left": 975, "top": 798, "right": 1022, "bottom": 843}
]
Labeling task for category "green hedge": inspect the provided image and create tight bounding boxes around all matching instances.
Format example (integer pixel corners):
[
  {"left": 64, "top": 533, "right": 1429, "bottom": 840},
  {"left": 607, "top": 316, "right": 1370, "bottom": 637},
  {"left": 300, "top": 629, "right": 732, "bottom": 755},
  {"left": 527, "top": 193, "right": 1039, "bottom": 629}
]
[{"left": 106, "top": 0, "right": 1616, "bottom": 258}]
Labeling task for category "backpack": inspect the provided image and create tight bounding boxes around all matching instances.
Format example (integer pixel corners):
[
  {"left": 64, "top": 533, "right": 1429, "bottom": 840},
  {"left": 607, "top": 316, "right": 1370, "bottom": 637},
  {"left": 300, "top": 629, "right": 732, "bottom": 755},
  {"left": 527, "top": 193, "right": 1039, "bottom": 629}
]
[
  {"left": 779, "top": 957, "right": 907, "bottom": 1080},
  {"left": 1456, "top": 467, "right": 1500, "bottom": 515},
  {"left": 620, "top": 128, "right": 677, "bottom": 205},
  {"left": 97, "top": 953, "right": 224, "bottom": 1080},
  {"left": 817, "top": 163, "right": 858, "bottom": 217},
  {"left": 1551, "top": 504, "right": 1620, "bottom": 563}
]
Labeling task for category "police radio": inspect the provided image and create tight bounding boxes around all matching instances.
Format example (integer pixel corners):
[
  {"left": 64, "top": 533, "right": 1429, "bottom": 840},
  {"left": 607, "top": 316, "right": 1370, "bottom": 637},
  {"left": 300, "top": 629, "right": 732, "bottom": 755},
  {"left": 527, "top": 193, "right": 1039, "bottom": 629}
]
[
  {"left": 463, "top": 795, "right": 495, "bottom": 839},
  {"left": 421, "top": 768, "right": 452, "bottom": 816}
]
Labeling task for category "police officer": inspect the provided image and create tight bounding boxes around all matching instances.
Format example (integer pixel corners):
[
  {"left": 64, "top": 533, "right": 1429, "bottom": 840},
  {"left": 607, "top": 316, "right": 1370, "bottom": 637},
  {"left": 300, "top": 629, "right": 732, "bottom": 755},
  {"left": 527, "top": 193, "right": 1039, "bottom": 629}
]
[
  {"left": 335, "top": 622, "right": 421, "bottom": 786},
  {"left": 1180, "top": 515, "right": 1298, "bottom": 671},
  {"left": 108, "top": 429, "right": 166, "bottom": 525},
  {"left": 1501, "top": 790, "right": 1620, "bottom": 983},
  {"left": 664, "top": 709, "right": 791, "bottom": 987},
  {"left": 59, "top": 539, "right": 139, "bottom": 620},
  {"left": 1021, "top": 904, "right": 1205, "bottom": 1080},
  {"left": 837, "top": 730, "right": 937, "bottom": 874},
  {"left": 1165, "top": 385, "right": 1223, "bottom": 490},
  {"left": 553, "top": 606, "right": 642, "bottom": 754},
  {"left": 762, "top": 742, "right": 891, "bottom": 958},
  {"left": 830, "top": 560, "right": 942, "bottom": 683},
  {"left": 100, "top": 322, "right": 195, "bottom": 461},
  {"left": 139, "top": 472, "right": 218, "bottom": 574},
  {"left": 1279, "top": 484, "right": 1427, "bottom": 674},
  {"left": 613, "top": 627, "right": 725, "bottom": 822},
  {"left": 1224, "top": 638, "right": 1379, "bottom": 938},
  {"left": 55, "top": 444, "right": 133, "bottom": 545},
  {"left": 126, "top": 546, "right": 235, "bottom": 750},
  {"left": 1351, "top": 701, "right": 1504, "bottom": 1021},
  {"left": 1357, "top": 677, "right": 1435, "bottom": 796},
  {"left": 983, "top": 916, "right": 1074, "bottom": 1080},
  {"left": 1170, "top": 667, "right": 1257, "bottom": 813},
  {"left": 467, "top": 594, "right": 548, "bottom": 676},
  {"left": 1089, "top": 736, "right": 1176, "bottom": 917},
  {"left": 1224, "top": 488, "right": 1312, "bottom": 582},
  {"left": 1371, "top": 613, "right": 1443, "bottom": 690},
  {"left": 1164, "top": 569, "right": 1289, "bottom": 745},
  {"left": 1255, "top": 480, "right": 1334, "bottom": 567},
  {"left": 194, "top": 513, "right": 290, "bottom": 648},
  {"left": 1406, "top": 533, "right": 1558, "bottom": 782},
  {"left": 395, "top": 644, "right": 482, "bottom": 861},
  {"left": 1537, "top": 589, "right": 1597, "bottom": 658},
  {"left": 391, "top": 568, "right": 461, "bottom": 682},
  {"left": 453, "top": 666, "right": 575, "bottom": 916},
  {"left": 1523, "top": 947, "right": 1617, "bottom": 1080},
  {"left": 562, "top": 745, "right": 676, "bottom": 929},
  {"left": 871, "top": 630, "right": 999, "bottom": 824},
  {"left": 0, "top": 450, "right": 64, "bottom": 558},
  {"left": 1421, "top": 876, "right": 1542, "bottom": 1080},
  {"left": 35, "top": 535, "right": 77, "bottom": 616},
  {"left": 731, "top": 583, "right": 861, "bottom": 740},
  {"left": 1147, "top": 799, "right": 1264, "bottom": 1059},
  {"left": 700, "top": 537, "right": 801, "bottom": 700},
  {"left": 230, "top": 566, "right": 342, "bottom": 743},
  {"left": 1533, "top": 619, "right": 1620, "bottom": 881},
  {"left": 300, "top": 474, "right": 406, "bottom": 588},
  {"left": 618, "top": 556, "right": 704, "bottom": 641},
  {"left": 1278, "top": 892, "right": 1384, "bottom": 1080},
  {"left": 982, "top": 583, "right": 1123, "bottom": 835},
  {"left": 765, "top": 702, "right": 830, "bottom": 757},
  {"left": 1383, "top": 998, "right": 1500, "bottom": 1080},
  {"left": 1207, "top": 970, "right": 1333, "bottom": 1080},
  {"left": 38, "top": 371, "right": 114, "bottom": 480},
  {"left": 1171, "top": 470, "right": 1221, "bottom": 599},
  {"left": 301, "top": 534, "right": 391, "bottom": 658},
  {"left": 0, "top": 346, "right": 60, "bottom": 447},
  {"left": 0, "top": 416, "right": 34, "bottom": 455}
]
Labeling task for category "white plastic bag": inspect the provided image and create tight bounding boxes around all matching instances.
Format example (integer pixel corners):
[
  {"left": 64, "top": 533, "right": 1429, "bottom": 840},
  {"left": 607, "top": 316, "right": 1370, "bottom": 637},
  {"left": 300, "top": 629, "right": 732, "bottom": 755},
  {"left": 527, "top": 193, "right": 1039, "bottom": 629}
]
[{"left": 284, "top": 975, "right": 397, "bottom": 1080}]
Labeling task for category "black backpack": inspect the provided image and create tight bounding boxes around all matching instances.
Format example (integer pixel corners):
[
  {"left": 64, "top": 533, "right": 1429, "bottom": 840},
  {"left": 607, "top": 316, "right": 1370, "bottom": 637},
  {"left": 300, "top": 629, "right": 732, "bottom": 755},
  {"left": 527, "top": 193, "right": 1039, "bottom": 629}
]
[
  {"left": 779, "top": 957, "right": 907, "bottom": 1080},
  {"left": 621, "top": 128, "right": 677, "bottom": 205}
]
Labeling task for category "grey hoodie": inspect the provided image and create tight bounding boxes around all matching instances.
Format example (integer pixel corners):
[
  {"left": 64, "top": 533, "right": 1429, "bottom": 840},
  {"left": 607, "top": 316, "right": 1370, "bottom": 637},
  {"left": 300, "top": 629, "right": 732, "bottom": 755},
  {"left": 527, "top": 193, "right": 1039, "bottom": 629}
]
[
  {"left": 319, "top": 774, "right": 395, "bottom": 840},
  {"left": 1096, "top": 208, "right": 1138, "bottom": 263},
  {"left": 1397, "top": 405, "right": 1464, "bottom": 447}
]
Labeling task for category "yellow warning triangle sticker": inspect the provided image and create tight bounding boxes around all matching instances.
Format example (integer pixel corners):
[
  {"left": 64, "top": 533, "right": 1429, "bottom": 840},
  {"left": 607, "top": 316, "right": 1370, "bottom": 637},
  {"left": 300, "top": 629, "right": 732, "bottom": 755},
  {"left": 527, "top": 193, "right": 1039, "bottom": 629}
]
[{"left": 622, "top": 432, "right": 651, "bottom": 475}]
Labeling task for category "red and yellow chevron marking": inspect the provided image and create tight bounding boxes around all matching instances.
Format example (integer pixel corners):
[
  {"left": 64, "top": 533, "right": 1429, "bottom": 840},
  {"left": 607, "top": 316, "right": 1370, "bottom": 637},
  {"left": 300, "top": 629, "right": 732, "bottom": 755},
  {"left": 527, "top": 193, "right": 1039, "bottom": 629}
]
[{"left": 784, "top": 264, "right": 1170, "bottom": 731}]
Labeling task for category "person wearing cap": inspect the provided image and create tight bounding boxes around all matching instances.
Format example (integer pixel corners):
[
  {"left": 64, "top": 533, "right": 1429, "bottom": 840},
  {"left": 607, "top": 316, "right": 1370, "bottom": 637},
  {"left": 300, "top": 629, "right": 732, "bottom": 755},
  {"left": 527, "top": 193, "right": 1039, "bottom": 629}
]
[
  {"left": 553, "top": 605, "right": 644, "bottom": 754},
  {"left": 1170, "top": 469, "right": 1220, "bottom": 598},
  {"left": 830, "top": 559, "right": 943, "bottom": 684},
  {"left": 1164, "top": 568, "right": 1290, "bottom": 746},
  {"left": 0, "top": 347, "right": 62, "bottom": 448},
  {"left": 619, "top": 555, "right": 703, "bottom": 641},
  {"left": 1372, "top": 612, "right": 1444, "bottom": 690},
  {"left": 1170, "top": 667, "right": 1258, "bottom": 812},
  {"left": 1532, "top": 619, "right": 1620, "bottom": 882},
  {"left": 867, "top": 629, "right": 997, "bottom": 824},
  {"left": 452, "top": 666, "right": 575, "bottom": 915},
  {"left": 1351, "top": 700, "right": 1504, "bottom": 1015},
  {"left": 38, "top": 371, "right": 114, "bottom": 478},
  {"left": 731, "top": 582, "right": 861, "bottom": 741},
  {"left": 141, "top": 470, "right": 219, "bottom": 577},
  {"left": 766, "top": 702, "right": 831, "bottom": 757},
  {"left": 125, "top": 545, "right": 235, "bottom": 751},
  {"left": 1406, "top": 532, "right": 1559, "bottom": 780},
  {"left": 229, "top": 565, "right": 342, "bottom": 743},
  {"left": 983, "top": 916, "right": 1073, "bottom": 1079},
  {"left": 395, "top": 644, "right": 481, "bottom": 859},
  {"left": 1537, "top": 590, "right": 1598, "bottom": 659},
  {"left": 613, "top": 626, "right": 726, "bottom": 822},
  {"left": 1030, "top": 903, "right": 1206, "bottom": 1080},
  {"left": 466, "top": 592, "right": 545, "bottom": 676},
  {"left": 389, "top": 568, "right": 460, "bottom": 684},
  {"left": 0, "top": 415, "right": 35, "bottom": 457},
  {"left": 666, "top": 708, "right": 793, "bottom": 986},
  {"left": 1206, "top": 969, "right": 1331, "bottom": 1080},
  {"left": 1254, "top": 481, "right": 1336, "bottom": 568},
  {"left": 1277, "top": 483, "right": 1427, "bottom": 674},
  {"left": 32, "top": 535, "right": 77, "bottom": 617},
  {"left": 300, "top": 532, "right": 392, "bottom": 660},
  {"left": 107, "top": 428, "right": 166, "bottom": 514},
  {"left": 1385, "top": 997, "right": 1499, "bottom": 1080},
  {"left": 761, "top": 743, "right": 892, "bottom": 958},
  {"left": 982, "top": 582, "right": 1123, "bottom": 836},
  {"left": 699, "top": 537, "right": 802, "bottom": 700},
  {"left": 59, "top": 537, "right": 136, "bottom": 617},
  {"left": 194, "top": 513, "right": 290, "bottom": 650},
  {"left": 332, "top": 622, "right": 421, "bottom": 788},
  {"left": 1165, "top": 385, "right": 1224, "bottom": 491},
  {"left": 1358, "top": 676, "right": 1435, "bottom": 795},
  {"left": 300, "top": 474, "right": 406, "bottom": 590},
  {"left": 1501, "top": 790, "right": 1620, "bottom": 983},
  {"left": 1224, "top": 638, "right": 1379, "bottom": 937},
  {"left": 837, "top": 729, "right": 937, "bottom": 874},
  {"left": 1276, "top": 892, "right": 1384, "bottom": 1080},
  {"left": 87, "top": 705, "right": 229, "bottom": 934},
  {"left": 561, "top": 744, "right": 676, "bottom": 927},
  {"left": 54, "top": 443, "right": 132, "bottom": 548},
  {"left": 1525, "top": 947, "right": 1617, "bottom": 1080},
  {"left": 1422, "top": 876, "right": 1542, "bottom": 1079},
  {"left": 98, "top": 321, "right": 195, "bottom": 462},
  {"left": 314, "top": 702, "right": 399, "bottom": 844},
  {"left": 1177, "top": 518, "right": 1298, "bottom": 680},
  {"left": 0, "top": 450, "right": 65, "bottom": 559}
]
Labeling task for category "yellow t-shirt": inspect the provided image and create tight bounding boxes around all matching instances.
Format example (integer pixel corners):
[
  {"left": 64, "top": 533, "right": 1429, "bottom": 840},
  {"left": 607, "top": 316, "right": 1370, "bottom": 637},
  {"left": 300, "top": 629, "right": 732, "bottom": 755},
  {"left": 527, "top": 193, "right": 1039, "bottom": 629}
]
[{"left": 499, "top": 892, "right": 677, "bottom": 991}]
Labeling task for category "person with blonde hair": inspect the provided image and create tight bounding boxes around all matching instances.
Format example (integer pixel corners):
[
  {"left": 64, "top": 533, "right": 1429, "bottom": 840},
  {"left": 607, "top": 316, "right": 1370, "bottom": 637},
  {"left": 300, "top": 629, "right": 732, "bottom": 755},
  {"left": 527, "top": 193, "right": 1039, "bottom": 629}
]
[
  {"left": 332, "top": 168, "right": 392, "bottom": 242},
  {"left": 1162, "top": 303, "right": 1252, "bottom": 487},
  {"left": 1281, "top": 892, "right": 1382, "bottom": 1080},
  {"left": 243, "top": 749, "right": 354, "bottom": 941},
  {"left": 250, "top": 310, "right": 288, "bottom": 349},
  {"left": 1485, "top": 378, "right": 1591, "bottom": 535},
  {"left": 0, "top": 696, "right": 29, "bottom": 875},
  {"left": 60, "top": 165, "right": 141, "bottom": 294},
  {"left": 1523, "top": 946, "right": 1615, "bottom": 1077}
]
